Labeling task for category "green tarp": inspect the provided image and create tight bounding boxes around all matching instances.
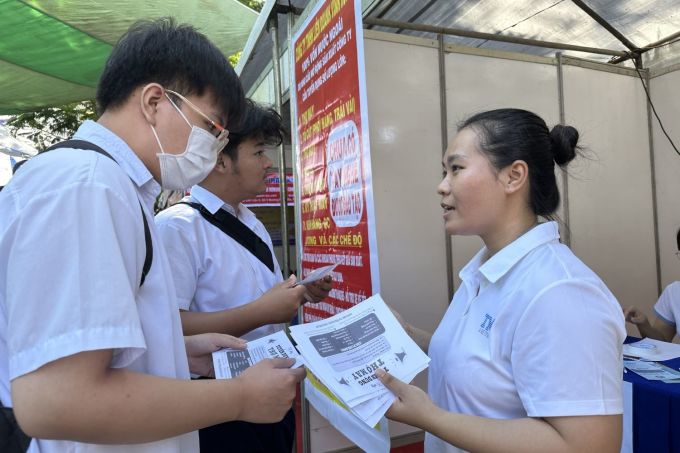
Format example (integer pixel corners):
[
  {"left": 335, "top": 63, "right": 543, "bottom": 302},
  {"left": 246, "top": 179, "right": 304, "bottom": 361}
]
[{"left": 0, "top": 0, "right": 258, "bottom": 113}]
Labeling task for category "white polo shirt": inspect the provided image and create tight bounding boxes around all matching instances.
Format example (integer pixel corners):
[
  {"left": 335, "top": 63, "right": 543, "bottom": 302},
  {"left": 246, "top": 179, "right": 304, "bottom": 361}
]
[
  {"left": 0, "top": 120, "right": 197, "bottom": 452},
  {"left": 654, "top": 281, "right": 680, "bottom": 338},
  {"left": 426, "top": 222, "right": 625, "bottom": 453},
  {"left": 155, "top": 185, "right": 284, "bottom": 341}
]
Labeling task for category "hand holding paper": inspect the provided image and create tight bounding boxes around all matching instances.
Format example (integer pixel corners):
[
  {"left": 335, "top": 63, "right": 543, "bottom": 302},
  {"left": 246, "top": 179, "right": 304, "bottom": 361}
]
[
  {"left": 375, "top": 369, "right": 440, "bottom": 429},
  {"left": 185, "top": 333, "right": 246, "bottom": 378},
  {"left": 234, "top": 358, "right": 306, "bottom": 423},
  {"left": 294, "top": 263, "right": 338, "bottom": 287},
  {"left": 213, "top": 330, "right": 304, "bottom": 379}
]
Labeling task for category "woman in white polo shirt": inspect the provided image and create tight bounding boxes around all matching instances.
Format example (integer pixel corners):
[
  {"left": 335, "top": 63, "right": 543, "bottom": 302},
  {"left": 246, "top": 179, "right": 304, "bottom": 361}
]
[{"left": 378, "top": 108, "right": 626, "bottom": 453}]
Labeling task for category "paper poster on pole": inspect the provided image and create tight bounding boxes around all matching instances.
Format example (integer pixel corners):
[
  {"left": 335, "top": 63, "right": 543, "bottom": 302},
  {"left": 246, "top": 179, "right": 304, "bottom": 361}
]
[
  {"left": 242, "top": 172, "right": 294, "bottom": 207},
  {"left": 291, "top": 0, "right": 385, "bottom": 450},
  {"left": 291, "top": 0, "right": 379, "bottom": 323}
]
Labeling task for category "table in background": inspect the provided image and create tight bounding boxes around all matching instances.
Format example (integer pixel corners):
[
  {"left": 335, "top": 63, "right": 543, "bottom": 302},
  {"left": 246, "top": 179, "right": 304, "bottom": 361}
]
[{"left": 623, "top": 337, "right": 680, "bottom": 452}]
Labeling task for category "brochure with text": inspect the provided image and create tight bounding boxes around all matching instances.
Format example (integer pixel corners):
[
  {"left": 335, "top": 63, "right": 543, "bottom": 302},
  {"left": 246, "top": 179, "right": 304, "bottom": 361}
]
[{"left": 212, "top": 294, "right": 430, "bottom": 426}]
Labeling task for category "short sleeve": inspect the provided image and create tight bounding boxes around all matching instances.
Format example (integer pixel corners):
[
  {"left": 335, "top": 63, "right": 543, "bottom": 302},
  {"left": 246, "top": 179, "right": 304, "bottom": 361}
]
[
  {"left": 654, "top": 283, "right": 678, "bottom": 326},
  {"left": 155, "top": 213, "right": 200, "bottom": 311},
  {"left": 512, "top": 280, "right": 626, "bottom": 417},
  {"left": 5, "top": 183, "right": 147, "bottom": 380}
]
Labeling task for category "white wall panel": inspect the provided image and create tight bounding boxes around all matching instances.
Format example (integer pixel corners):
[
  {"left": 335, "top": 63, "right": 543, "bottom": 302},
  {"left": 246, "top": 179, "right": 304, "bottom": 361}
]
[
  {"left": 444, "top": 52, "right": 560, "bottom": 289},
  {"left": 364, "top": 39, "right": 450, "bottom": 333},
  {"left": 563, "top": 66, "right": 657, "bottom": 317},
  {"left": 650, "top": 69, "right": 680, "bottom": 290}
]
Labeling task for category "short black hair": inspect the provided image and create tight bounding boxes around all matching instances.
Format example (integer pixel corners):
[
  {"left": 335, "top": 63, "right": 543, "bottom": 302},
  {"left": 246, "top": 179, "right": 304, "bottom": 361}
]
[
  {"left": 96, "top": 17, "right": 245, "bottom": 130},
  {"left": 222, "top": 99, "right": 286, "bottom": 161},
  {"left": 676, "top": 227, "right": 680, "bottom": 252}
]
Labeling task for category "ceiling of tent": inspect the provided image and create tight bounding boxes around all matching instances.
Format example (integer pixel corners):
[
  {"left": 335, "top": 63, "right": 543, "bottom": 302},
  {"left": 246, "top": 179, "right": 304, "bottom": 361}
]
[
  {"left": 0, "top": 0, "right": 258, "bottom": 114},
  {"left": 364, "top": 0, "right": 680, "bottom": 65},
  {"left": 238, "top": 0, "right": 680, "bottom": 94}
]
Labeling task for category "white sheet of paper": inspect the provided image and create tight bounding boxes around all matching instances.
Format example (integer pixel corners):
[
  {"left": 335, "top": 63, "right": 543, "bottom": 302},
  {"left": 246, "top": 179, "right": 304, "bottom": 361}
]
[
  {"left": 212, "top": 330, "right": 303, "bottom": 379},
  {"left": 623, "top": 338, "right": 680, "bottom": 361},
  {"left": 289, "top": 293, "right": 430, "bottom": 423},
  {"left": 294, "top": 263, "right": 339, "bottom": 287}
]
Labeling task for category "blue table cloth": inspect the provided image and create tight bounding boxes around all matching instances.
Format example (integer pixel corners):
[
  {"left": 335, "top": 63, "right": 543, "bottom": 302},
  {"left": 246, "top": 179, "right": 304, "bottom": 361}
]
[{"left": 623, "top": 337, "right": 680, "bottom": 452}]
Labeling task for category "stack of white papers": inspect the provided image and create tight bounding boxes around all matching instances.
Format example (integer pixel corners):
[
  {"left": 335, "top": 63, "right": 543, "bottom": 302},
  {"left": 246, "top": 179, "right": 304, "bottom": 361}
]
[
  {"left": 624, "top": 359, "right": 680, "bottom": 383},
  {"left": 211, "top": 293, "right": 430, "bottom": 427},
  {"left": 289, "top": 294, "right": 430, "bottom": 427},
  {"left": 623, "top": 338, "right": 680, "bottom": 361}
]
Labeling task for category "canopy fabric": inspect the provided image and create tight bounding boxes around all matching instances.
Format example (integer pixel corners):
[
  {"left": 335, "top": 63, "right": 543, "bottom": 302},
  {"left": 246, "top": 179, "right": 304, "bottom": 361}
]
[
  {"left": 238, "top": 0, "right": 680, "bottom": 94},
  {"left": 363, "top": 0, "right": 680, "bottom": 65},
  {"left": 0, "top": 0, "right": 258, "bottom": 114}
]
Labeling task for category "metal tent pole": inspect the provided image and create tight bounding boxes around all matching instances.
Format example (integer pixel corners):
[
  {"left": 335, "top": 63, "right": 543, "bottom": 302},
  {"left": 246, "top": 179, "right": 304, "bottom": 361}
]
[
  {"left": 362, "top": 17, "right": 626, "bottom": 57},
  {"left": 269, "top": 16, "right": 290, "bottom": 278},
  {"left": 438, "top": 34, "right": 454, "bottom": 300}
]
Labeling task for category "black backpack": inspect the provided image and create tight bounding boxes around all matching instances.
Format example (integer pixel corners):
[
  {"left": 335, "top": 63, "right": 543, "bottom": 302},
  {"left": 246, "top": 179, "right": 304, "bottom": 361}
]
[{"left": 0, "top": 139, "right": 153, "bottom": 452}]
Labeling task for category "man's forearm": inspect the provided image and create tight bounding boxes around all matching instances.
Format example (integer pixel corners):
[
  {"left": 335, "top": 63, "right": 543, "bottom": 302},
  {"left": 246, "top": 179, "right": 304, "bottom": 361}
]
[
  {"left": 180, "top": 301, "right": 269, "bottom": 337},
  {"left": 12, "top": 351, "right": 247, "bottom": 444}
]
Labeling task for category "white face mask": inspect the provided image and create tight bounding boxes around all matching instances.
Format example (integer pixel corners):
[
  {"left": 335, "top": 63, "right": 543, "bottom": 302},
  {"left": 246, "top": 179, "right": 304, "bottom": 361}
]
[{"left": 150, "top": 92, "right": 229, "bottom": 190}]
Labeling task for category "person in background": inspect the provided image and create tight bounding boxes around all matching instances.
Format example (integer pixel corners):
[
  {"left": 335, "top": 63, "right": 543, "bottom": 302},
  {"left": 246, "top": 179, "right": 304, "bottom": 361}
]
[
  {"left": 156, "top": 99, "right": 331, "bottom": 452},
  {"left": 378, "top": 108, "right": 625, "bottom": 453},
  {"left": 624, "top": 228, "right": 680, "bottom": 342},
  {"left": 0, "top": 18, "right": 304, "bottom": 452}
]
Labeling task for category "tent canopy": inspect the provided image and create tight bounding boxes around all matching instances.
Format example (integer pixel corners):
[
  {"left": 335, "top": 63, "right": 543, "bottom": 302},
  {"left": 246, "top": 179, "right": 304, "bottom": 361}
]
[
  {"left": 0, "top": 0, "right": 258, "bottom": 114},
  {"left": 237, "top": 0, "right": 680, "bottom": 95}
]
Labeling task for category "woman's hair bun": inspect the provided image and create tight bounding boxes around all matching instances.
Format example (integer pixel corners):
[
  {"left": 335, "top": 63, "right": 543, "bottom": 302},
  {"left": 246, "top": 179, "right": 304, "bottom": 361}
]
[{"left": 549, "top": 124, "right": 579, "bottom": 166}]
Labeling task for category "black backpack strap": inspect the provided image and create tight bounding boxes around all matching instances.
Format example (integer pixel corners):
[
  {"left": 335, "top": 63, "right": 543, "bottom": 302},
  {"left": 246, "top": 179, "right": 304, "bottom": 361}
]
[
  {"left": 178, "top": 201, "right": 275, "bottom": 273},
  {"left": 0, "top": 404, "right": 31, "bottom": 452},
  {"left": 44, "top": 140, "right": 153, "bottom": 287}
]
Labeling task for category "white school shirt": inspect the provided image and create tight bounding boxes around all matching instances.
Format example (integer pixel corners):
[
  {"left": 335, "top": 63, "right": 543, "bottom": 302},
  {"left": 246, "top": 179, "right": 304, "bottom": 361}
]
[
  {"left": 426, "top": 222, "right": 625, "bottom": 453},
  {"left": 0, "top": 120, "right": 197, "bottom": 452},
  {"left": 654, "top": 281, "right": 680, "bottom": 338},
  {"left": 155, "top": 185, "right": 284, "bottom": 341}
]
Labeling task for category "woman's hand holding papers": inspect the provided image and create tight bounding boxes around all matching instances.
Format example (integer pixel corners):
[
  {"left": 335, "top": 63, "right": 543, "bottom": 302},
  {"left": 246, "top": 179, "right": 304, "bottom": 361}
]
[
  {"left": 185, "top": 333, "right": 246, "bottom": 377},
  {"left": 375, "top": 369, "right": 440, "bottom": 429},
  {"left": 234, "top": 358, "right": 306, "bottom": 423}
]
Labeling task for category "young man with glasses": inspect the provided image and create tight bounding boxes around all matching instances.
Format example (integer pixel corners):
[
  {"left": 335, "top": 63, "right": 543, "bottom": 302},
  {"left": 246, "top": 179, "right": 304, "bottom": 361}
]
[
  {"left": 625, "top": 228, "right": 680, "bottom": 342},
  {"left": 0, "top": 18, "right": 304, "bottom": 452}
]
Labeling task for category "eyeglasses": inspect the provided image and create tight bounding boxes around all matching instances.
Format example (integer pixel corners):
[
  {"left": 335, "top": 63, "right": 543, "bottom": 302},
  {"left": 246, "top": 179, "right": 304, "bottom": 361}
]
[{"left": 165, "top": 89, "right": 227, "bottom": 138}]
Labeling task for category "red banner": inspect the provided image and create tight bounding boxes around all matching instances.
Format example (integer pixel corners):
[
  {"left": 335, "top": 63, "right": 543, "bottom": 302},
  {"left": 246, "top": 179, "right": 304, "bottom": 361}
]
[
  {"left": 242, "top": 172, "right": 294, "bottom": 207},
  {"left": 292, "top": 0, "right": 379, "bottom": 324}
]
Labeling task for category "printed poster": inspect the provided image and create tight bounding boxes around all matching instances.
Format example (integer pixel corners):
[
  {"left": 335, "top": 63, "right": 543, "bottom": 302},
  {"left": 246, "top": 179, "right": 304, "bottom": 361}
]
[
  {"left": 291, "top": 0, "right": 387, "bottom": 451},
  {"left": 291, "top": 0, "right": 380, "bottom": 324},
  {"left": 242, "top": 171, "right": 294, "bottom": 207}
]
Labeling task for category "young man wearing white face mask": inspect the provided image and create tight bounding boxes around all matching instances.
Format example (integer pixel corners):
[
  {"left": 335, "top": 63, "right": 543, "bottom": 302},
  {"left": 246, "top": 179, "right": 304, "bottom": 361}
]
[{"left": 0, "top": 18, "right": 304, "bottom": 453}]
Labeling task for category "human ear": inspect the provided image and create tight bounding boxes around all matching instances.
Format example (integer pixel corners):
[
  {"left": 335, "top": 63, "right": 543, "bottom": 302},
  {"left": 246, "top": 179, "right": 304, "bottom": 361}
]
[
  {"left": 503, "top": 160, "right": 529, "bottom": 194},
  {"left": 214, "top": 154, "right": 229, "bottom": 173},
  {"left": 139, "top": 83, "right": 165, "bottom": 126}
]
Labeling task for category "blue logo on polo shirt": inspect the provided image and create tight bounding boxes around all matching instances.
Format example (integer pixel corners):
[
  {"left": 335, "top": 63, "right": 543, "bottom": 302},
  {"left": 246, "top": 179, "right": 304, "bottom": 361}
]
[{"left": 479, "top": 314, "right": 495, "bottom": 337}]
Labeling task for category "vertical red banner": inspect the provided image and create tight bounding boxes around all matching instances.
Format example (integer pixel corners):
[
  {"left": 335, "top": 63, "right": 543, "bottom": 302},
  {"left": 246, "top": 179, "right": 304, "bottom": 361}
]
[{"left": 292, "top": 0, "right": 379, "bottom": 324}]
